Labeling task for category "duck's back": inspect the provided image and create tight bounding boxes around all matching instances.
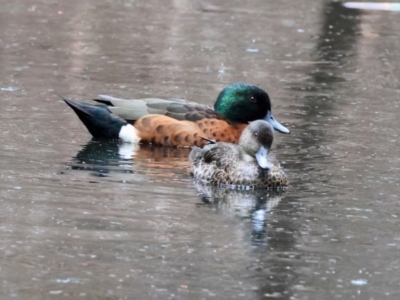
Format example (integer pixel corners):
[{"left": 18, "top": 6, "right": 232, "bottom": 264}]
[
  {"left": 94, "top": 95, "right": 217, "bottom": 123},
  {"left": 191, "top": 143, "right": 258, "bottom": 185}
]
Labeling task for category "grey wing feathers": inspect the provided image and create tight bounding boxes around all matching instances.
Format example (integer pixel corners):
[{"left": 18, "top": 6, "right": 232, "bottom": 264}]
[
  {"left": 202, "top": 143, "right": 238, "bottom": 166},
  {"left": 94, "top": 95, "right": 209, "bottom": 122}
]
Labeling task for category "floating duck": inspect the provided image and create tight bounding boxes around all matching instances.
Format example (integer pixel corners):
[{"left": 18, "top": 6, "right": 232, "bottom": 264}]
[
  {"left": 189, "top": 120, "right": 288, "bottom": 188},
  {"left": 62, "top": 82, "right": 290, "bottom": 147}
]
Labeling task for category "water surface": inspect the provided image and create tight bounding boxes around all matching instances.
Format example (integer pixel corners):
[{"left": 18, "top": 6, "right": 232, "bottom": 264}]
[{"left": 1, "top": 0, "right": 400, "bottom": 299}]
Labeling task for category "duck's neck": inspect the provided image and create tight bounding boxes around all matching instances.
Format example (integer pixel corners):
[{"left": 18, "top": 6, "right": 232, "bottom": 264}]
[{"left": 232, "top": 124, "right": 248, "bottom": 144}]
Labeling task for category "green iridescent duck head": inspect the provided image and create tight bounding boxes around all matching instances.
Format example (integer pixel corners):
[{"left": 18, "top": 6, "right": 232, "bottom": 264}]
[{"left": 214, "top": 83, "right": 290, "bottom": 134}]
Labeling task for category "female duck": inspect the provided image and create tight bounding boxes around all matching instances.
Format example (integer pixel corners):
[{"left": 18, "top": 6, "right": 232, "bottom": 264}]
[
  {"left": 189, "top": 120, "right": 288, "bottom": 188},
  {"left": 62, "top": 83, "right": 290, "bottom": 147}
]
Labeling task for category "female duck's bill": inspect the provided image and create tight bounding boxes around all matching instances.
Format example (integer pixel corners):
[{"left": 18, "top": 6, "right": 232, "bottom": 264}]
[{"left": 255, "top": 146, "right": 271, "bottom": 170}]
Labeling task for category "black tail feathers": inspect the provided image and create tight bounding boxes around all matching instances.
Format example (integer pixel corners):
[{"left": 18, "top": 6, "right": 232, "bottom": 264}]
[{"left": 61, "top": 96, "right": 127, "bottom": 139}]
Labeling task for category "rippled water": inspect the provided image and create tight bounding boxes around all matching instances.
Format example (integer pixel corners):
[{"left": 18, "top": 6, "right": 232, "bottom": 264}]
[{"left": 1, "top": 0, "right": 400, "bottom": 299}]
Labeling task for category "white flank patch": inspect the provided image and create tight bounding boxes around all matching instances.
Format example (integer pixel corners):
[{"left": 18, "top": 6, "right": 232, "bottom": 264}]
[{"left": 119, "top": 124, "right": 141, "bottom": 143}]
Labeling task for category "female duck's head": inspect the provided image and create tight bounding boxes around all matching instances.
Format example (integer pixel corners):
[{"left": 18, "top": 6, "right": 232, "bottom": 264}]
[{"left": 239, "top": 120, "right": 275, "bottom": 170}]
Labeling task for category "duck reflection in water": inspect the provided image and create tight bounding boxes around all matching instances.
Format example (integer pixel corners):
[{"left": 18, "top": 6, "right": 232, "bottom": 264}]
[
  {"left": 66, "top": 139, "right": 191, "bottom": 181},
  {"left": 65, "top": 139, "right": 286, "bottom": 244},
  {"left": 194, "top": 182, "right": 285, "bottom": 244}
]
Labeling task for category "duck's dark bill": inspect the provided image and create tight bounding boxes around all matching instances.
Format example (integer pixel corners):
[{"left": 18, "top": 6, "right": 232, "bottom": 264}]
[{"left": 264, "top": 111, "right": 290, "bottom": 134}]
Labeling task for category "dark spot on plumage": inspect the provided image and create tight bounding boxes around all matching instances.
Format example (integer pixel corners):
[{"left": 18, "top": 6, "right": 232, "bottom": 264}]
[
  {"left": 156, "top": 125, "right": 164, "bottom": 133},
  {"left": 221, "top": 133, "right": 225, "bottom": 138},
  {"left": 203, "top": 128, "right": 209, "bottom": 134},
  {"left": 194, "top": 132, "right": 198, "bottom": 137},
  {"left": 163, "top": 136, "right": 169, "bottom": 144},
  {"left": 210, "top": 120, "right": 216, "bottom": 126},
  {"left": 203, "top": 151, "right": 213, "bottom": 163},
  {"left": 185, "top": 135, "right": 191, "bottom": 143},
  {"left": 213, "top": 132, "right": 216, "bottom": 137},
  {"left": 198, "top": 123, "right": 204, "bottom": 129},
  {"left": 174, "top": 133, "right": 183, "bottom": 143},
  {"left": 194, "top": 140, "right": 198, "bottom": 146},
  {"left": 141, "top": 116, "right": 151, "bottom": 127}
]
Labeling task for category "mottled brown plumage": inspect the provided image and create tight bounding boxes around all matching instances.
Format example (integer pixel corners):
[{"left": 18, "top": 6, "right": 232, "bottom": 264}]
[{"left": 134, "top": 114, "right": 247, "bottom": 147}]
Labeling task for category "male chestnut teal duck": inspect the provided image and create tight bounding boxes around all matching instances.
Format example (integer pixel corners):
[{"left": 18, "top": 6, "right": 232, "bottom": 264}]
[
  {"left": 62, "top": 83, "right": 290, "bottom": 147},
  {"left": 189, "top": 120, "right": 288, "bottom": 188}
]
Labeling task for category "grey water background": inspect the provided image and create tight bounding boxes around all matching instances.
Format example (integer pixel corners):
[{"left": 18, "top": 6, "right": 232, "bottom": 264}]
[{"left": 1, "top": 0, "right": 400, "bottom": 299}]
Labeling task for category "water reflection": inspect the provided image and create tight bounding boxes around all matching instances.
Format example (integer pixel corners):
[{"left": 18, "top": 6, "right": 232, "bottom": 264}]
[
  {"left": 287, "top": 1, "right": 361, "bottom": 109},
  {"left": 2, "top": 0, "right": 400, "bottom": 298},
  {"left": 282, "top": 2, "right": 364, "bottom": 194},
  {"left": 316, "top": 2, "right": 361, "bottom": 66},
  {"left": 68, "top": 140, "right": 290, "bottom": 248},
  {"left": 289, "top": 1, "right": 361, "bottom": 111},
  {"left": 193, "top": 183, "right": 301, "bottom": 299},
  {"left": 344, "top": 2, "right": 400, "bottom": 12},
  {"left": 68, "top": 139, "right": 129, "bottom": 175},
  {"left": 65, "top": 140, "right": 298, "bottom": 299},
  {"left": 194, "top": 182, "right": 285, "bottom": 245},
  {"left": 66, "top": 139, "right": 192, "bottom": 184}
]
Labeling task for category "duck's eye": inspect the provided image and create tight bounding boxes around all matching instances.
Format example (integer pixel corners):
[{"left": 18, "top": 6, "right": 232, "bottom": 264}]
[
  {"left": 249, "top": 96, "right": 257, "bottom": 103},
  {"left": 253, "top": 132, "right": 258, "bottom": 138}
]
